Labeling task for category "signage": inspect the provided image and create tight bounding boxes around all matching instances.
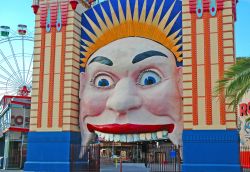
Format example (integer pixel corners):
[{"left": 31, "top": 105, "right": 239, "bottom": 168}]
[{"left": 239, "top": 102, "right": 250, "bottom": 116}]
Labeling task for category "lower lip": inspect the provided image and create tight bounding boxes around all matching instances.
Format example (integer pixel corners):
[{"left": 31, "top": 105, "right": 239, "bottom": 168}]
[{"left": 87, "top": 123, "right": 174, "bottom": 134}]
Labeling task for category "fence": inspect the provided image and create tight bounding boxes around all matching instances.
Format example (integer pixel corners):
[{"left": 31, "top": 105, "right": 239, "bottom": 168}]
[{"left": 148, "top": 144, "right": 181, "bottom": 172}]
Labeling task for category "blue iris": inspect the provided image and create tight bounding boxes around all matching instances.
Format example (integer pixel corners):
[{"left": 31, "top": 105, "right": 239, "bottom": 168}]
[
  {"left": 144, "top": 76, "right": 157, "bottom": 85},
  {"left": 98, "top": 79, "right": 110, "bottom": 87},
  {"left": 139, "top": 70, "right": 161, "bottom": 86}
]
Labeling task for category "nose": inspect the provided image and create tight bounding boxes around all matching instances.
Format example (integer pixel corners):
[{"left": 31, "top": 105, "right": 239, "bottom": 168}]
[{"left": 106, "top": 77, "right": 142, "bottom": 113}]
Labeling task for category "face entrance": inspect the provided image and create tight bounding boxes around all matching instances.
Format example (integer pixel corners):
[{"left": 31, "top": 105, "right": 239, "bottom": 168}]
[
  {"left": 85, "top": 140, "right": 181, "bottom": 172},
  {"left": 80, "top": 38, "right": 183, "bottom": 153}
]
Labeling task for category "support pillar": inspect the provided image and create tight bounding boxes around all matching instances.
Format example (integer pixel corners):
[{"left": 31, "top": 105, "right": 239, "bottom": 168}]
[
  {"left": 182, "top": 130, "right": 241, "bottom": 172},
  {"left": 24, "top": 0, "right": 89, "bottom": 171}
]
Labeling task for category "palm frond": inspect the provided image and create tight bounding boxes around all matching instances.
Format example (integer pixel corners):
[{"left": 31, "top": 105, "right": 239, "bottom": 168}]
[{"left": 215, "top": 57, "right": 250, "bottom": 110}]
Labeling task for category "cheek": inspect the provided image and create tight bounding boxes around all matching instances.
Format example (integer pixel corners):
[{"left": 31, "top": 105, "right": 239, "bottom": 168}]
[
  {"left": 140, "top": 80, "right": 181, "bottom": 115},
  {"left": 80, "top": 88, "right": 110, "bottom": 116}
]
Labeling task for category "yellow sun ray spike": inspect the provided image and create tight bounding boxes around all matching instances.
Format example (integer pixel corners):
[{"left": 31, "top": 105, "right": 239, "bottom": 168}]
[
  {"left": 139, "top": 0, "right": 147, "bottom": 23},
  {"left": 146, "top": 0, "right": 157, "bottom": 24},
  {"left": 158, "top": 0, "right": 176, "bottom": 30},
  {"left": 118, "top": 0, "right": 126, "bottom": 23},
  {"left": 84, "top": 14, "right": 103, "bottom": 38},
  {"left": 133, "top": 0, "right": 139, "bottom": 22},
  {"left": 152, "top": 0, "right": 165, "bottom": 26},
  {"left": 80, "top": 0, "right": 183, "bottom": 70},
  {"left": 100, "top": 5, "right": 114, "bottom": 30},
  {"left": 93, "top": 9, "right": 108, "bottom": 33},
  {"left": 126, "top": 0, "right": 132, "bottom": 21},
  {"left": 109, "top": 1, "right": 120, "bottom": 26},
  {"left": 163, "top": 12, "right": 181, "bottom": 36}
]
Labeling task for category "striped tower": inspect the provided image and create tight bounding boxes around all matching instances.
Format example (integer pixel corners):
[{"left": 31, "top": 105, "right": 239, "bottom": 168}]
[
  {"left": 182, "top": 0, "right": 240, "bottom": 171},
  {"left": 25, "top": 0, "right": 89, "bottom": 171}
]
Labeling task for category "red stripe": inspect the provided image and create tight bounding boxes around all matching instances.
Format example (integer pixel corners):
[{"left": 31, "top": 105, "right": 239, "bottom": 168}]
[
  {"left": 10, "top": 101, "right": 30, "bottom": 106},
  {"left": 9, "top": 127, "right": 29, "bottom": 132},
  {"left": 47, "top": 27, "right": 57, "bottom": 128},
  {"left": 59, "top": 26, "right": 66, "bottom": 128},
  {"left": 191, "top": 13, "right": 198, "bottom": 125},
  {"left": 37, "top": 28, "right": 46, "bottom": 128},
  {"left": 217, "top": 11, "right": 226, "bottom": 125},
  {"left": 204, "top": 12, "right": 213, "bottom": 125}
]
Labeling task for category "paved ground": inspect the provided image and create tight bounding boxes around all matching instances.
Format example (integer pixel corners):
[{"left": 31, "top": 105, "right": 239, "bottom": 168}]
[
  {"left": 101, "top": 163, "right": 150, "bottom": 172},
  {"left": 0, "top": 170, "right": 22, "bottom": 172},
  {"left": 0, "top": 163, "right": 182, "bottom": 172},
  {"left": 0, "top": 163, "right": 150, "bottom": 172}
]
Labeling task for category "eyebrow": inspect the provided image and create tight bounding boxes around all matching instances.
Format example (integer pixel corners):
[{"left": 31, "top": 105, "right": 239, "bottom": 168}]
[
  {"left": 88, "top": 56, "right": 113, "bottom": 66},
  {"left": 132, "top": 50, "right": 168, "bottom": 64}
]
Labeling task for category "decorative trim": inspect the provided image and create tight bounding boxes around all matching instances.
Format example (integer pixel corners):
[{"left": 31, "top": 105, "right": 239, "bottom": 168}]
[
  {"left": 46, "top": 7, "right": 51, "bottom": 32},
  {"left": 218, "top": 10, "right": 226, "bottom": 125},
  {"left": 203, "top": 12, "right": 213, "bottom": 125},
  {"left": 47, "top": 27, "right": 57, "bottom": 128},
  {"left": 61, "top": 1, "right": 69, "bottom": 26},
  {"left": 37, "top": 28, "right": 46, "bottom": 128},
  {"left": 40, "top": 4, "right": 47, "bottom": 28},
  {"left": 40, "top": 2, "right": 69, "bottom": 28},
  {"left": 196, "top": 0, "right": 203, "bottom": 18},
  {"left": 56, "top": 4, "right": 62, "bottom": 31},
  {"left": 191, "top": 13, "right": 198, "bottom": 126},
  {"left": 59, "top": 26, "right": 66, "bottom": 128},
  {"left": 189, "top": 0, "right": 224, "bottom": 14},
  {"left": 9, "top": 127, "right": 29, "bottom": 132},
  {"left": 209, "top": 0, "right": 217, "bottom": 16},
  {"left": 50, "top": 3, "right": 58, "bottom": 27}
]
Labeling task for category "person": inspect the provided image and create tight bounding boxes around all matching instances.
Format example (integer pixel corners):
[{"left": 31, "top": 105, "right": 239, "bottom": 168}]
[{"left": 79, "top": 0, "right": 183, "bottom": 158}]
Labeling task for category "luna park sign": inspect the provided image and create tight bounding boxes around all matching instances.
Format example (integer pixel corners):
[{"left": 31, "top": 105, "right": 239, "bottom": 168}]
[{"left": 239, "top": 102, "right": 250, "bottom": 116}]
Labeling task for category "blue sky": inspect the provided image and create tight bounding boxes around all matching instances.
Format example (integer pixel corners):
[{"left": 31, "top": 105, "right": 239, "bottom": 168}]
[{"left": 0, "top": 0, "right": 250, "bottom": 57}]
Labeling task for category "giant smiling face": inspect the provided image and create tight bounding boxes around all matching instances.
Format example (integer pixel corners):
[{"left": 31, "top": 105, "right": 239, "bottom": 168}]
[{"left": 79, "top": 37, "right": 183, "bottom": 156}]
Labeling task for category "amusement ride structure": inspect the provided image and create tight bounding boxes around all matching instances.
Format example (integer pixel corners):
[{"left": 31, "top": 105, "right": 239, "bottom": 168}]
[
  {"left": 0, "top": 25, "right": 33, "bottom": 169},
  {"left": 0, "top": 25, "right": 33, "bottom": 98}
]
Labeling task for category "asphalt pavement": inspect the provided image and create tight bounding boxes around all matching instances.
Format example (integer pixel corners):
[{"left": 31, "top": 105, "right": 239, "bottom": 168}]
[{"left": 0, "top": 163, "right": 150, "bottom": 172}]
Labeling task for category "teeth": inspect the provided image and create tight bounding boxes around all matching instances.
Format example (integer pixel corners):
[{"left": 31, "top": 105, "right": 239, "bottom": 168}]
[
  {"left": 96, "top": 131, "right": 102, "bottom": 138},
  {"left": 109, "top": 134, "right": 114, "bottom": 141},
  {"left": 114, "top": 134, "right": 120, "bottom": 142},
  {"left": 151, "top": 132, "right": 157, "bottom": 140},
  {"left": 104, "top": 134, "right": 110, "bottom": 141},
  {"left": 157, "top": 131, "right": 162, "bottom": 139},
  {"left": 127, "top": 134, "right": 134, "bottom": 142},
  {"left": 139, "top": 133, "right": 146, "bottom": 140},
  {"left": 120, "top": 134, "right": 127, "bottom": 142},
  {"left": 100, "top": 132, "right": 106, "bottom": 139},
  {"left": 95, "top": 130, "right": 168, "bottom": 142},
  {"left": 133, "top": 134, "right": 140, "bottom": 142},
  {"left": 162, "top": 130, "right": 168, "bottom": 139},
  {"left": 146, "top": 133, "right": 151, "bottom": 140}
]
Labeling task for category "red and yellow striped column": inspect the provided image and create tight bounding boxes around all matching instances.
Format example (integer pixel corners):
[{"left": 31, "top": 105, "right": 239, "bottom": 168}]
[
  {"left": 182, "top": 0, "right": 237, "bottom": 130},
  {"left": 30, "top": 0, "right": 83, "bottom": 132},
  {"left": 25, "top": 1, "right": 88, "bottom": 171}
]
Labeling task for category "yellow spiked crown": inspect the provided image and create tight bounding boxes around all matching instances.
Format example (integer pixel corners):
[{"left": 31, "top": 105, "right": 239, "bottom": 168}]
[{"left": 80, "top": 0, "right": 182, "bottom": 72}]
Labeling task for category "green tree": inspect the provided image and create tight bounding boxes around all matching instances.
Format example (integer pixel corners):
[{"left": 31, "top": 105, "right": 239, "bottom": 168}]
[{"left": 216, "top": 57, "right": 250, "bottom": 109}]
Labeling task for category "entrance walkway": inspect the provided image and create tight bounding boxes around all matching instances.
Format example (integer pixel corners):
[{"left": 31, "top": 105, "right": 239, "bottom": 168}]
[{"left": 101, "top": 163, "right": 150, "bottom": 172}]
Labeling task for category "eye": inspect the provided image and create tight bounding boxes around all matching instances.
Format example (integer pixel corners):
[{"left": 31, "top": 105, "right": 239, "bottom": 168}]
[
  {"left": 138, "top": 70, "right": 161, "bottom": 86},
  {"left": 93, "top": 74, "right": 114, "bottom": 88}
]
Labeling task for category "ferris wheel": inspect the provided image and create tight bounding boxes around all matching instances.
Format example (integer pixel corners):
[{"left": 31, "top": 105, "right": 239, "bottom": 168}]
[{"left": 0, "top": 25, "right": 34, "bottom": 97}]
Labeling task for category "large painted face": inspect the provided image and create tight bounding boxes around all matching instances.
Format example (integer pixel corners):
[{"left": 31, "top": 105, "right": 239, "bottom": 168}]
[{"left": 79, "top": 37, "right": 183, "bottom": 149}]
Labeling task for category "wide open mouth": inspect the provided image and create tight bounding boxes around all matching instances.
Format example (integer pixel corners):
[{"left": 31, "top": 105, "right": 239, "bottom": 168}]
[{"left": 87, "top": 123, "right": 174, "bottom": 142}]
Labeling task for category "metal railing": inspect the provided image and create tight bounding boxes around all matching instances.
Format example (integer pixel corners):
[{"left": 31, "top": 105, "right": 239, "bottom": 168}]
[{"left": 147, "top": 145, "right": 181, "bottom": 172}]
